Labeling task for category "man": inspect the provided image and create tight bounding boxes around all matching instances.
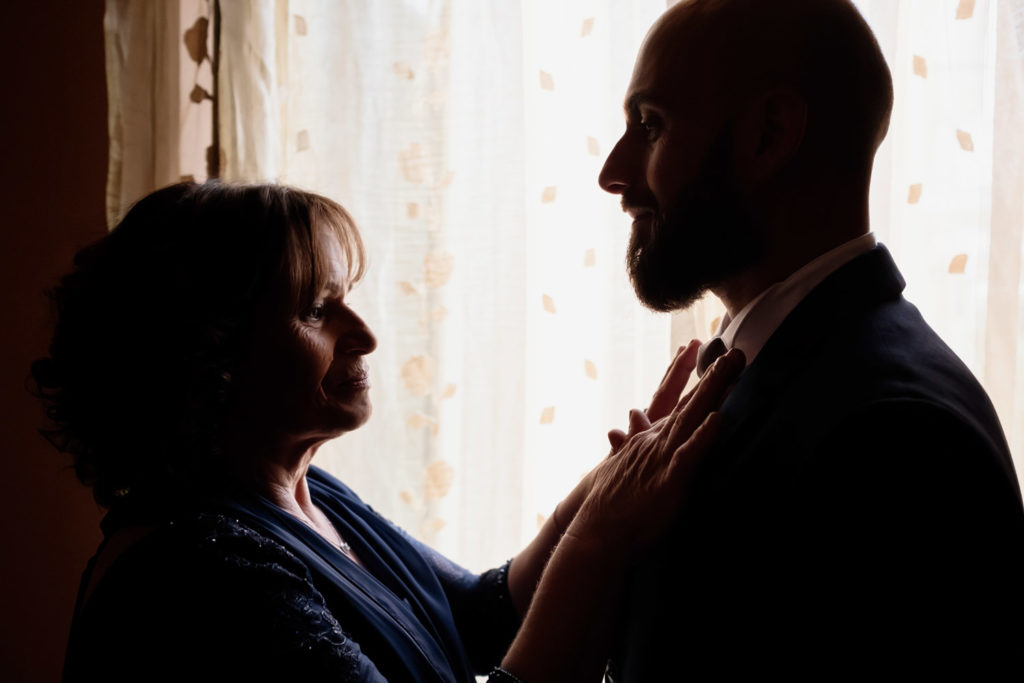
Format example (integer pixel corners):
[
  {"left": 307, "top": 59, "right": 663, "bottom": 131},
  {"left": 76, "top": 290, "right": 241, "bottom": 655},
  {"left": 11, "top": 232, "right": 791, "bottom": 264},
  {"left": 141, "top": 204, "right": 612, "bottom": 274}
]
[{"left": 598, "top": 0, "right": 1024, "bottom": 678}]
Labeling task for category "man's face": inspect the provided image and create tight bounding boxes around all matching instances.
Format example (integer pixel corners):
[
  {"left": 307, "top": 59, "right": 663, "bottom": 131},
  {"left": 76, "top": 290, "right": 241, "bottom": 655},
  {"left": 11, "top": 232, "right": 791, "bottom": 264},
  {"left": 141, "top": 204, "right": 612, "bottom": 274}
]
[{"left": 599, "top": 21, "right": 764, "bottom": 312}]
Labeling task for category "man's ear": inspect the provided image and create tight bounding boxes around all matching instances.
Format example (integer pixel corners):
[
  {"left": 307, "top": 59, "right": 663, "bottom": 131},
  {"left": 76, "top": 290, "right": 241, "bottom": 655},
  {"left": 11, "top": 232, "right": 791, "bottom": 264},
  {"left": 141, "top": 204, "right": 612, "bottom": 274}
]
[{"left": 733, "top": 87, "right": 807, "bottom": 185}]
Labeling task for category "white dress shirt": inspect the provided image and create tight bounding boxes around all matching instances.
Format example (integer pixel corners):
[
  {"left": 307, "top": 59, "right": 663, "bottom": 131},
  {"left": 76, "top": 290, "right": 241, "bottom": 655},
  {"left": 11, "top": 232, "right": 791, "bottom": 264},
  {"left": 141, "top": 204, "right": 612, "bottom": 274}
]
[{"left": 701, "top": 233, "right": 878, "bottom": 373}]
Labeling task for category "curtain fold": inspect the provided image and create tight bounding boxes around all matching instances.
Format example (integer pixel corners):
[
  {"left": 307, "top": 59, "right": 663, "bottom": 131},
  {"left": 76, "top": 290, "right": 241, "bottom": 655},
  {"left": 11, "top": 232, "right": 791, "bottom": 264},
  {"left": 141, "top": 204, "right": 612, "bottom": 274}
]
[
  {"left": 987, "top": 0, "right": 1024, "bottom": 476},
  {"left": 104, "top": 0, "right": 214, "bottom": 226}
]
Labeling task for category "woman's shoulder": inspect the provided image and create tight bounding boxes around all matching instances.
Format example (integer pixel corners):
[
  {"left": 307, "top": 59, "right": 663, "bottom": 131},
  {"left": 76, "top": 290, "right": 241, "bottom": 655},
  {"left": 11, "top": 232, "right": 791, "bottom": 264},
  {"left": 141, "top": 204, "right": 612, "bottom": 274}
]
[
  {"left": 307, "top": 465, "right": 362, "bottom": 502},
  {"left": 94, "top": 511, "right": 300, "bottom": 573},
  {"left": 82, "top": 511, "right": 318, "bottom": 627},
  {"left": 68, "top": 511, "right": 383, "bottom": 681}
]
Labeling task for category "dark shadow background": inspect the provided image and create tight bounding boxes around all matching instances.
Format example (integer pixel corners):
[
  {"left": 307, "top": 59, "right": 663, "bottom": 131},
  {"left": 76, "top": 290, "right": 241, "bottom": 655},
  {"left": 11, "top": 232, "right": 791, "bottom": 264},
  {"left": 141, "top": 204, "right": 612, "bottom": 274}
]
[{"left": 0, "top": 1, "right": 107, "bottom": 680}]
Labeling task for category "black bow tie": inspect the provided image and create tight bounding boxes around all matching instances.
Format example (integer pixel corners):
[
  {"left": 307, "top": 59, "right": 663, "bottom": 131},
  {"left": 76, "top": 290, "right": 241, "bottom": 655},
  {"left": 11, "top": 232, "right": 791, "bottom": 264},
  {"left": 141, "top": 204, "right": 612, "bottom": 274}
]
[{"left": 695, "top": 337, "right": 728, "bottom": 377}]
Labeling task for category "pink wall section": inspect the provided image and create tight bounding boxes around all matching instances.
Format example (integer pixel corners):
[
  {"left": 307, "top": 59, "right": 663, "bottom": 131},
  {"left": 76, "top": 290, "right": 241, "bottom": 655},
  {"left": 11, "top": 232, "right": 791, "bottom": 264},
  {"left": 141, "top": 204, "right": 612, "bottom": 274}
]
[{"left": 0, "top": 2, "right": 108, "bottom": 680}]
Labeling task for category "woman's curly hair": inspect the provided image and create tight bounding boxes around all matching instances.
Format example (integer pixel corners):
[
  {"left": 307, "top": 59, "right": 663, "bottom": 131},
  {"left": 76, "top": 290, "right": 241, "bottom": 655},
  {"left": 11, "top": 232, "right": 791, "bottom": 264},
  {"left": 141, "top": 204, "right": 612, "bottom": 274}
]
[{"left": 31, "top": 182, "right": 364, "bottom": 507}]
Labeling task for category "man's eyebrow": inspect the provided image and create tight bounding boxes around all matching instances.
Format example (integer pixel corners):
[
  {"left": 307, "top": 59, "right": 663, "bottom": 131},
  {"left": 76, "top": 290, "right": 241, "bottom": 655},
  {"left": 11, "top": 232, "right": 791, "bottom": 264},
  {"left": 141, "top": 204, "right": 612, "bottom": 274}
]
[{"left": 624, "top": 91, "right": 669, "bottom": 117}]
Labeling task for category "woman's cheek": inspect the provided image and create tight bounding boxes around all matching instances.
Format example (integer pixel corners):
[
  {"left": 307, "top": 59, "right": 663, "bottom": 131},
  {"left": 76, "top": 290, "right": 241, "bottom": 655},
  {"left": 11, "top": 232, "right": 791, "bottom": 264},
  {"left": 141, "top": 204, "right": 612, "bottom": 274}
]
[{"left": 297, "top": 331, "right": 334, "bottom": 379}]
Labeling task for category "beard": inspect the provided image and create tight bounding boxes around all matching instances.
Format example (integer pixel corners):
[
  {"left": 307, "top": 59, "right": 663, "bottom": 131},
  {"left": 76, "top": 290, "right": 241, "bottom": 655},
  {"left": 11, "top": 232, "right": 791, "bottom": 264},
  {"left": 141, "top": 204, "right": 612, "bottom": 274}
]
[{"left": 626, "top": 126, "right": 765, "bottom": 312}]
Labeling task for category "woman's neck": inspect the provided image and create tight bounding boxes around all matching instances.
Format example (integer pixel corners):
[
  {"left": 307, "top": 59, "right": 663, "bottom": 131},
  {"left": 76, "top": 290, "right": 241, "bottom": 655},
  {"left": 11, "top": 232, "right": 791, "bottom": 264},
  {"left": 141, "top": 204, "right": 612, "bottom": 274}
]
[
  {"left": 223, "top": 429, "right": 325, "bottom": 523},
  {"left": 256, "top": 457, "right": 316, "bottom": 518},
  {"left": 222, "top": 432, "right": 360, "bottom": 563}
]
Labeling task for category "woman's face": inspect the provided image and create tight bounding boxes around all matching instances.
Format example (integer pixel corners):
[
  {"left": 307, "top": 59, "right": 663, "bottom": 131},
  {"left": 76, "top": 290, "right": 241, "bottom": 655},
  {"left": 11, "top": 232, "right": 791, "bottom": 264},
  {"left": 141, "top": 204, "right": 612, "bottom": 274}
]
[{"left": 242, "top": 233, "right": 377, "bottom": 446}]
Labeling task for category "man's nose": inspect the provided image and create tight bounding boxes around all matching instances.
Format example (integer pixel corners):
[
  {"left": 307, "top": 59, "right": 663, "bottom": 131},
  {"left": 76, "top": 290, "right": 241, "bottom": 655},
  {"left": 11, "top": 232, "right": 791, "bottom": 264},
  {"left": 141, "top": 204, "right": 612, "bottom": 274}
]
[{"left": 598, "top": 135, "right": 631, "bottom": 195}]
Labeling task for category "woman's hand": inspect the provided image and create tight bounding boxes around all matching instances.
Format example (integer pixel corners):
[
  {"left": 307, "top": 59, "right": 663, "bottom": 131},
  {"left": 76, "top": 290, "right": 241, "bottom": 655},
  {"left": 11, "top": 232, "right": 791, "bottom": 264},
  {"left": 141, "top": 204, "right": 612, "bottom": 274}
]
[
  {"left": 567, "top": 348, "right": 743, "bottom": 553},
  {"left": 499, "top": 348, "right": 744, "bottom": 682},
  {"left": 607, "top": 338, "right": 702, "bottom": 454},
  {"left": 507, "top": 341, "right": 707, "bottom": 616},
  {"left": 551, "top": 339, "right": 702, "bottom": 534}
]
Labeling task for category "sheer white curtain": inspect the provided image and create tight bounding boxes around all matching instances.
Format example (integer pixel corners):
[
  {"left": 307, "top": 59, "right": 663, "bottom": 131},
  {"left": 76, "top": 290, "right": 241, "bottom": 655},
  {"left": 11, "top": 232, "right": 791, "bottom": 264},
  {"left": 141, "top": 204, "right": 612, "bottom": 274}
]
[
  {"left": 855, "top": 0, "right": 1024, "bottom": 495},
  {"left": 215, "top": 0, "right": 674, "bottom": 571},
  {"left": 106, "top": 0, "right": 1024, "bottom": 571}
]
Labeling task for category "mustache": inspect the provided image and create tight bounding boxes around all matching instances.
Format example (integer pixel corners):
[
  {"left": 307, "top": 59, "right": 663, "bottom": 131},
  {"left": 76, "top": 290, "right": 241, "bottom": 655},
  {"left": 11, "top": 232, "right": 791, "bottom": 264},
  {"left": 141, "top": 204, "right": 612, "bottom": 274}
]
[{"left": 620, "top": 190, "right": 658, "bottom": 216}]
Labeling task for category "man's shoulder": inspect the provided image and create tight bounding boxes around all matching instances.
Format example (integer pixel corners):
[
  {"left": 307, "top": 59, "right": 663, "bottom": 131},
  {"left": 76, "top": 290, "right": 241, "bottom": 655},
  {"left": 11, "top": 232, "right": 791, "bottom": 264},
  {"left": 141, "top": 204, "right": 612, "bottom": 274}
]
[
  {"left": 751, "top": 247, "right": 997, "bottom": 437},
  {"left": 708, "top": 249, "right": 1018, "bottom": 512},
  {"left": 728, "top": 293, "right": 1013, "bottom": 485}
]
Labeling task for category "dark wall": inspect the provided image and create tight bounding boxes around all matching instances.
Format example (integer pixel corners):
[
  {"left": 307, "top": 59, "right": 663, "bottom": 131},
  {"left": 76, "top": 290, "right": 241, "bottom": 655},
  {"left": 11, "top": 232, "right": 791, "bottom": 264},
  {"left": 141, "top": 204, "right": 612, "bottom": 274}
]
[{"left": 0, "top": 1, "right": 108, "bottom": 680}]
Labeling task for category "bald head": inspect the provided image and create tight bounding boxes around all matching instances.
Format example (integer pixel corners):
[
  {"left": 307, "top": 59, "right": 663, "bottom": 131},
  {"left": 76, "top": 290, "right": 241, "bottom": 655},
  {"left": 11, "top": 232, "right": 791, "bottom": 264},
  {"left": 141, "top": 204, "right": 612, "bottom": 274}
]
[
  {"left": 599, "top": 0, "right": 894, "bottom": 314},
  {"left": 645, "top": 0, "right": 893, "bottom": 179}
]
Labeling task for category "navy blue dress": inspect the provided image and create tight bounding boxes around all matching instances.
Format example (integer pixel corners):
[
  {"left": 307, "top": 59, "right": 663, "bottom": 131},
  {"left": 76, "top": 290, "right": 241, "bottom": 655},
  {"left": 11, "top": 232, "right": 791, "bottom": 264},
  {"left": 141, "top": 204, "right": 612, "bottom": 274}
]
[{"left": 63, "top": 466, "right": 520, "bottom": 682}]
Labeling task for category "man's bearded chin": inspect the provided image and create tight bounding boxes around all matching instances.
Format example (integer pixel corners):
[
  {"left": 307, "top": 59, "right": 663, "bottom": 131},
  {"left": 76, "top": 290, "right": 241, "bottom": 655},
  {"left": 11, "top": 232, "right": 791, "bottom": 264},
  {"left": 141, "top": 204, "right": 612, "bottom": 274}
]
[{"left": 626, "top": 135, "right": 764, "bottom": 312}]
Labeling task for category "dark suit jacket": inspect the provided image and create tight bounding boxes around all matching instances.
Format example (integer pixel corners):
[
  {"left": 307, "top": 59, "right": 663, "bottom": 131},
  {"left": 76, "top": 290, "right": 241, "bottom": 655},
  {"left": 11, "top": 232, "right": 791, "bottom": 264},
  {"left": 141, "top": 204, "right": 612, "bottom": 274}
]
[{"left": 610, "top": 246, "right": 1024, "bottom": 680}]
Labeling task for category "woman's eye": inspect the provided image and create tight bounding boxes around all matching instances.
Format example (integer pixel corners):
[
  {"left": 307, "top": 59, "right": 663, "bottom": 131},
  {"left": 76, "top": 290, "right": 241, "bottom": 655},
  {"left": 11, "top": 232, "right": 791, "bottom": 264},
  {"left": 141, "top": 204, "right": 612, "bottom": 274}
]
[{"left": 306, "top": 303, "right": 326, "bottom": 322}]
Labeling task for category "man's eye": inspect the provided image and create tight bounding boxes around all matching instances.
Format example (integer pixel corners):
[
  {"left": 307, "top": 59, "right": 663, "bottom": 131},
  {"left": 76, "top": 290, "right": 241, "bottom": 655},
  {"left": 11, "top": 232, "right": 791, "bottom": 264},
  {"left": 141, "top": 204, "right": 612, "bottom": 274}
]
[
  {"left": 640, "top": 118, "right": 661, "bottom": 140},
  {"left": 306, "top": 303, "right": 326, "bottom": 321}
]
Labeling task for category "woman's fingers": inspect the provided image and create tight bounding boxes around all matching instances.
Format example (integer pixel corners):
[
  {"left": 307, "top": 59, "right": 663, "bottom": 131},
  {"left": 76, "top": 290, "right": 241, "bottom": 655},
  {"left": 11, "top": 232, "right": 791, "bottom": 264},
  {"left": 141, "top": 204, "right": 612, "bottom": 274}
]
[
  {"left": 609, "top": 340, "right": 701, "bottom": 456},
  {"left": 574, "top": 351, "right": 743, "bottom": 555},
  {"left": 607, "top": 429, "right": 626, "bottom": 452},
  {"left": 609, "top": 402, "right": 662, "bottom": 454},
  {"left": 665, "top": 348, "right": 744, "bottom": 448},
  {"left": 668, "top": 411, "right": 722, "bottom": 481},
  {"left": 627, "top": 408, "right": 651, "bottom": 435},
  {"left": 647, "top": 340, "right": 701, "bottom": 421},
  {"left": 655, "top": 342, "right": 689, "bottom": 384}
]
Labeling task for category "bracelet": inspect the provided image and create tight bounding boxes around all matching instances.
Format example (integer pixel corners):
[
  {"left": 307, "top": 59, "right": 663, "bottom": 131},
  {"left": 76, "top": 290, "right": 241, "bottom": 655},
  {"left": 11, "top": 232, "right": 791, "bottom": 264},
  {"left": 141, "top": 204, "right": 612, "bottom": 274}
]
[{"left": 489, "top": 667, "right": 525, "bottom": 683}]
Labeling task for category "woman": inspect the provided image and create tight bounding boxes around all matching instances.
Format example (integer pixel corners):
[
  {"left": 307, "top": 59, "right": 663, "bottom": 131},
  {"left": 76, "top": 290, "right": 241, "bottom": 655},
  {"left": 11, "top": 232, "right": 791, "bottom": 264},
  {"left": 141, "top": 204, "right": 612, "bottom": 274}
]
[{"left": 34, "top": 182, "right": 741, "bottom": 682}]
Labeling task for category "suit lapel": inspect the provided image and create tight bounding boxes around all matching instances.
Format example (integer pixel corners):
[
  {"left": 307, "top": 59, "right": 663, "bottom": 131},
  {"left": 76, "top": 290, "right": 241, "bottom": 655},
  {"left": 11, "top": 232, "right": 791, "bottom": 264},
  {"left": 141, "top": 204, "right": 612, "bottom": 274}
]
[{"left": 708, "top": 245, "right": 907, "bottom": 470}]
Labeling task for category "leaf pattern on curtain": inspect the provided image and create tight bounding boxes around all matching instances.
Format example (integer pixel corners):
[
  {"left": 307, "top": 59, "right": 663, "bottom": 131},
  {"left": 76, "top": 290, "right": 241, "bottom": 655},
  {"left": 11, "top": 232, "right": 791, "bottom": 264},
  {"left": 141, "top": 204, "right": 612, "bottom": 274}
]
[{"left": 105, "top": 0, "right": 214, "bottom": 224}]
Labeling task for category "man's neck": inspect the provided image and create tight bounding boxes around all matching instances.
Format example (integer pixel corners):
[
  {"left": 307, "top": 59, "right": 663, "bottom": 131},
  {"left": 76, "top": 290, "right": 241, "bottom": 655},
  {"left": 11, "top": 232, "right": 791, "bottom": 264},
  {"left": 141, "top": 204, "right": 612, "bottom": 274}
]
[
  {"left": 717, "top": 189, "right": 871, "bottom": 315},
  {"left": 714, "top": 228, "right": 871, "bottom": 317},
  {"left": 713, "top": 172, "right": 874, "bottom": 316}
]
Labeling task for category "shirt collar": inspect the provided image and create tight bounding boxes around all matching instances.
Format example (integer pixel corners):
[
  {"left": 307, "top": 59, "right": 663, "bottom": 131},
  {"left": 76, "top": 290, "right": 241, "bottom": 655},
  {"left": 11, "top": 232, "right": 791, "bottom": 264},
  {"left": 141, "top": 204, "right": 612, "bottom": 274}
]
[{"left": 712, "top": 233, "right": 877, "bottom": 367}]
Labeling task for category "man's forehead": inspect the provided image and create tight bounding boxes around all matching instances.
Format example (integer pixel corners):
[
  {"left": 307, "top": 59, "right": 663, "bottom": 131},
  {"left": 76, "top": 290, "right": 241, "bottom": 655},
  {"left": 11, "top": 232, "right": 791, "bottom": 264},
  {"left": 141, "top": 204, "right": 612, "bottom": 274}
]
[
  {"left": 624, "top": 49, "right": 701, "bottom": 116},
  {"left": 624, "top": 6, "right": 709, "bottom": 111}
]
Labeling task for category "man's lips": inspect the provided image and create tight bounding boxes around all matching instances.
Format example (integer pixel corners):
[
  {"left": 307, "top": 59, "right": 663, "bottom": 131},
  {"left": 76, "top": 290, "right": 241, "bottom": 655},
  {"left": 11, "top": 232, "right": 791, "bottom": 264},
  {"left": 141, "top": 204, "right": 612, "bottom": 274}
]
[
  {"left": 622, "top": 204, "right": 655, "bottom": 221},
  {"left": 628, "top": 210, "right": 655, "bottom": 229}
]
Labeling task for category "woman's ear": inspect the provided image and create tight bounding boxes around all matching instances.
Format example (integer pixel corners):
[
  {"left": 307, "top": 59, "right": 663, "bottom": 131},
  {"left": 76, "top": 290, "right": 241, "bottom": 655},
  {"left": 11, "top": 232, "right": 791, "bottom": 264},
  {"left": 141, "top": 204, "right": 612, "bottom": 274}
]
[{"left": 732, "top": 87, "right": 807, "bottom": 185}]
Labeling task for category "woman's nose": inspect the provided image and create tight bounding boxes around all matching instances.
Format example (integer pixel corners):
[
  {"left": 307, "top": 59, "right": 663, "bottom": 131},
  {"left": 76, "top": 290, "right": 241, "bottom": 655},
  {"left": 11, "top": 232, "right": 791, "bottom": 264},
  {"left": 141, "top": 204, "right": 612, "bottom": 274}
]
[{"left": 336, "top": 308, "right": 377, "bottom": 355}]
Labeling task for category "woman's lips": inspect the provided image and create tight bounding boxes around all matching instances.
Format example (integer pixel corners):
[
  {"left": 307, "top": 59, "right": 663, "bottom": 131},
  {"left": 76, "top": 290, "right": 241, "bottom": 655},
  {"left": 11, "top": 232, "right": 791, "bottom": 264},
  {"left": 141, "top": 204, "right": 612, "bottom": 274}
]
[{"left": 330, "top": 368, "right": 370, "bottom": 391}]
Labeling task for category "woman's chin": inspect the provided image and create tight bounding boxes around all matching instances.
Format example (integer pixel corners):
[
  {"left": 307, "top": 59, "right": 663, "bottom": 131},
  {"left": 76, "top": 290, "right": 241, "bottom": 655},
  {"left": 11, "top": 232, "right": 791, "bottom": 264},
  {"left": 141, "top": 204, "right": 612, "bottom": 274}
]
[{"left": 331, "top": 398, "right": 373, "bottom": 434}]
